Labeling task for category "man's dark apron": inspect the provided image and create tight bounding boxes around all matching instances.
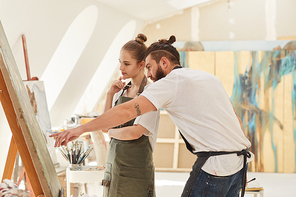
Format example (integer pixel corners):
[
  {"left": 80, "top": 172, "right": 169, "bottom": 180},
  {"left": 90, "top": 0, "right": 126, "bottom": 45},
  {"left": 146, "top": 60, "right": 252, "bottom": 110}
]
[
  {"left": 173, "top": 66, "right": 251, "bottom": 197},
  {"left": 102, "top": 76, "right": 155, "bottom": 197}
]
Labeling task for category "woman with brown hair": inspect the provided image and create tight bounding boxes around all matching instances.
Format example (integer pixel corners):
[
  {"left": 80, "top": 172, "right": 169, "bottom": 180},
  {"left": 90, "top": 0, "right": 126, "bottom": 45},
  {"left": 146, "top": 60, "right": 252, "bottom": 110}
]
[{"left": 101, "top": 33, "right": 159, "bottom": 197}]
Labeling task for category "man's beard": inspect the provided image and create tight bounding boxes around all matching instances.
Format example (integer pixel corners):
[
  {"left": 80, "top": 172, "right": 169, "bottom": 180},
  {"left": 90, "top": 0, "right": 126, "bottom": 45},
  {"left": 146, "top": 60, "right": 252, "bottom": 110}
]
[{"left": 153, "top": 64, "right": 166, "bottom": 81}]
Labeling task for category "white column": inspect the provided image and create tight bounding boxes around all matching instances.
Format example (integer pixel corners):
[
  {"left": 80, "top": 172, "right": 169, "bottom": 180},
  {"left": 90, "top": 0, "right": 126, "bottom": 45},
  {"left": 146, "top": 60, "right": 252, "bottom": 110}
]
[
  {"left": 265, "top": 0, "right": 277, "bottom": 40},
  {"left": 191, "top": 6, "right": 200, "bottom": 41}
]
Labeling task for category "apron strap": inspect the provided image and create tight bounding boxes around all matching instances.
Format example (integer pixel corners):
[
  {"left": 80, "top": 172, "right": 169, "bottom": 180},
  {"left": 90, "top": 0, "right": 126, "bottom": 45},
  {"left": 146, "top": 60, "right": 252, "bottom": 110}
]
[
  {"left": 173, "top": 66, "right": 183, "bottom": 70},
  {"left": 115, "top": 75, "right": 147, "bottom": 105},
  {"left": 181, "top": 153, "right": 211, "bottom": 197},
  {"left": 237, "top": 149, "right": 251, "bottom": 197},
  {"left": 120, "top": 81, "right": 132, "bottom": 96},
  {"left": 119, "top": 75, "right": 147, "bottom": 97},
  {"left": 179, "top": 130, "right": 194, "bottom": 153}
]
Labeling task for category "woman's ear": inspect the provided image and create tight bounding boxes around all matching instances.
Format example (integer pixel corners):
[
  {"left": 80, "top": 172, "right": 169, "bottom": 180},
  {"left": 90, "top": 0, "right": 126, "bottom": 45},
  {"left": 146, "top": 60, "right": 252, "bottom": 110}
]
[{"left": 138, "top": 61, "right": 145, "bottom": 69}]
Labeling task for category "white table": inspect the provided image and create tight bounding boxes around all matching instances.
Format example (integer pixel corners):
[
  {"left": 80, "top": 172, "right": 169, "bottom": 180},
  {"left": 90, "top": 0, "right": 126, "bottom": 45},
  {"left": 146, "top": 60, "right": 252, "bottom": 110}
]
[{"left": 66, "top": 166, "right": 105, "bottom": 197}]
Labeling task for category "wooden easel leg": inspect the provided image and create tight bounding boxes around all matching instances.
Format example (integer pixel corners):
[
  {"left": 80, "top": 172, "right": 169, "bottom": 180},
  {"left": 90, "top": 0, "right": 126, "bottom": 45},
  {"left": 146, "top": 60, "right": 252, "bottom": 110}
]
[
  {"left": 17, "top": 168, "right": 34, "bottom": 197},
  {"left": 0, "top": 63, "right": 44, "bottom": 196},
  {"left": 13, "top": 152, "right": 20, "bottom": 183},
  {"left": 1, "top": 137, "right": 18, "bottom": 182},
  {"left": 17, "top": 168, "right": 25, "bottom": 187},
  {"left": 25, "top": 170, "right": 34, "bottom": 197},
  {"left": 2, "top": 137, "right": 33, "bottom": 197}
]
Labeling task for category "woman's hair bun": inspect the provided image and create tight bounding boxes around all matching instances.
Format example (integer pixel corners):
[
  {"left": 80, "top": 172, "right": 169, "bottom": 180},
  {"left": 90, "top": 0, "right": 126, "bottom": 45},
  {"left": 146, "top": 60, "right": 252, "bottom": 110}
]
[
  {"left": 135, "top": 33, "right": 147, "bottom": 44},
  {"left": 158, "top": 35, "right": 176, "bottom": 45}
]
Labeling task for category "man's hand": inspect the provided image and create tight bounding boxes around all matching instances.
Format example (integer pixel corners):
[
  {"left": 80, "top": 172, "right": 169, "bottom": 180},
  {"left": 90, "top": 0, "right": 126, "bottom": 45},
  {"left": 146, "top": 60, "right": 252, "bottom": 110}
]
[{"left": 49, "top": 127, "right": 84, "bottom": 147}]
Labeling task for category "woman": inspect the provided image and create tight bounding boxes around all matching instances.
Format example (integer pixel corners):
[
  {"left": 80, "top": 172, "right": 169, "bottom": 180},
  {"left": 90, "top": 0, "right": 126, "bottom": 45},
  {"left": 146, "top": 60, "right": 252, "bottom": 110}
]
[{"left": 102, "top": 33, "right": 159, "bottom": 197}]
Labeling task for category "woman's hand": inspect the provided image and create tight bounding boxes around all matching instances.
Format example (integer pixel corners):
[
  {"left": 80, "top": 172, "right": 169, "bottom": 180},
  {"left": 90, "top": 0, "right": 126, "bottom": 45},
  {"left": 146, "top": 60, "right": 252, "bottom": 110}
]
[{"left": 108, "top": 76, "right": 126, "bottom": 95}]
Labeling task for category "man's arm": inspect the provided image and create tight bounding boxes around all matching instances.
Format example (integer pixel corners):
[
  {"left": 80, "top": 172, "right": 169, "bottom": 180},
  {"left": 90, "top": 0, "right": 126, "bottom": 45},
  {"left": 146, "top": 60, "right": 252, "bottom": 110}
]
[
  {"left": 108, "top": 124, "right": 147, "bottom": 140},
  {"left": 50, "top": 95, "right": 156, "bottom": 147}
]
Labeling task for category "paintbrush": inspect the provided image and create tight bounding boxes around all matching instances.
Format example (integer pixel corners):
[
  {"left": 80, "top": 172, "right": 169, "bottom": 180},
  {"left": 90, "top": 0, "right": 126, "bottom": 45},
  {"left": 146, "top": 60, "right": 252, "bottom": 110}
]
[
  {"left": 80, "top": 147, "right": 94, "bottom": 164},
  {"left": 60, "top": 147, "right": 71, "bottom": 163},
  {"left": 64, "top": 146, "right": 71, "bottom": 163},
  {"left": 78, "top": 147, "right": 94, "bottom": 164},
  {"left": 59, "top": 148, "right": 70, "bottom": 163},
  {"left": 76, "top": 143, "right": 82, "bottom": 164},
  {"left": 74, "top": 141, "right": 81, "bottom": 164},
  {"left": 59, "top": 147, "right": 67, "bottom": 156},
  {"left": 73, "top": 144, "right": 76, "bottom": 164},
  {"left": 78, "top": 145, "right": 90, "bottom": 162},
  {"left": 71, "top": 148, "right": 74, "bottom": 164},
  {"left": 77, "top": 146, "right": 83, "bottom": 162}
]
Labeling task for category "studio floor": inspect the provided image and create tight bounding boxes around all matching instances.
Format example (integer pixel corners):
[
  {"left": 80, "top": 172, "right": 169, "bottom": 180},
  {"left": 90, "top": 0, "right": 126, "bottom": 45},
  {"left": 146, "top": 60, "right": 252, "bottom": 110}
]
[
  {"left": 154, "top": 171, "right": 296, "bottom": 197},
  {"left": 82, "top": 171, "right": 296, "bottom": 197}
]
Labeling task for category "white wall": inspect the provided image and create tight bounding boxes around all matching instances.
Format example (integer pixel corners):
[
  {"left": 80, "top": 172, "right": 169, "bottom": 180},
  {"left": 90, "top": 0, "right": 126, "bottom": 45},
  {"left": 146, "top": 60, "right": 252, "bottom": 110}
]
[
  {"left": 199, "top": 0, "right": 267, "bottom": 41},
  {"left": 143, "top": 0, "right": 296, "bottom": 42},
  {"left": 276, "top": 0, "right": 296, "bottom": 39},
  {"left": 0, "top": 0, "right": 144, "bottom": 179},
  {"left": 142, "top": 9, "right": 192, "bottom": 46}
]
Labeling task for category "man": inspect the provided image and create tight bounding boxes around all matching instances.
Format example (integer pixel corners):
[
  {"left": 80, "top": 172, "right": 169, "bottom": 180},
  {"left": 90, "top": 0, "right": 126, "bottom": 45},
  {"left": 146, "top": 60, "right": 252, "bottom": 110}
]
[{"left": 51, "top": 35, "right": 253, "bottom": 197}]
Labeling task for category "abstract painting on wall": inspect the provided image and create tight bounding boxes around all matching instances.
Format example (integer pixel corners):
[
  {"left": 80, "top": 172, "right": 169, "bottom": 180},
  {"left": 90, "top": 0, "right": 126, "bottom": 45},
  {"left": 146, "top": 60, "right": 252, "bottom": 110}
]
[{"left": 181, "top": 48, "right": 296, "bottom": 173}]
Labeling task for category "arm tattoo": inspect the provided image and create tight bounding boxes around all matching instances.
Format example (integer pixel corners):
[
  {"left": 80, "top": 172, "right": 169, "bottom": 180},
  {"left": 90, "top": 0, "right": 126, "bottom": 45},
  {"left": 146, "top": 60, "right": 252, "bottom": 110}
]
[{"left": 134, "top": 103, "right": 141, "bottom": 116}]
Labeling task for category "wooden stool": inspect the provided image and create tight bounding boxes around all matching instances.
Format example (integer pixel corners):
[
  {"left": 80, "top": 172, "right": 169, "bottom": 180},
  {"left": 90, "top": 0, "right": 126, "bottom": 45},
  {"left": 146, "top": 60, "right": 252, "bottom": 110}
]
[{"left": 245, "top": 187, "right": 264, "bottom": 197}]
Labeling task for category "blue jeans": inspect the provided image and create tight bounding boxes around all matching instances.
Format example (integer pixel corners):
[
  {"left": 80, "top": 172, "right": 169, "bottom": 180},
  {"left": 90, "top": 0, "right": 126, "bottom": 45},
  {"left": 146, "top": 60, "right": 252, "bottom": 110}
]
[{"left": 189, "top": 168, "right": 243, "bottom": 197}]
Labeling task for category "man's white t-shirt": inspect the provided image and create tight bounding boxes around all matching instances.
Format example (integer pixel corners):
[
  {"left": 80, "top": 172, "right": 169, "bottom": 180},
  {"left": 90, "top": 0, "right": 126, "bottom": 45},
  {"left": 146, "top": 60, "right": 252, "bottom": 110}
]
[
  {"left": 112, "top": 87, "right": 160, "bottom": 151},
  {"left": 141, "top": 68, "right": 253, "bottom": 176}
]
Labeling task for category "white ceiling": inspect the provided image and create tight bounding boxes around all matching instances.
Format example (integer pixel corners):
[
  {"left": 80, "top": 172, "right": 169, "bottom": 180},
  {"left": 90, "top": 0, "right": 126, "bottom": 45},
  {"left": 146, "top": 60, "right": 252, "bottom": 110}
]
[{"left": 96, "top": 0, "right": 216, "bottom": 21}]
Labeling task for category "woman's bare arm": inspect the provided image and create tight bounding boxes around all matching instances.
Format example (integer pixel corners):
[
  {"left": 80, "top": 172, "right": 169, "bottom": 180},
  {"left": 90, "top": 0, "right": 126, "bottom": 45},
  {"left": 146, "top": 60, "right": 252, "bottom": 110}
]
[{"left": 108, "top": 124, "right": 147, "bottom": 140}]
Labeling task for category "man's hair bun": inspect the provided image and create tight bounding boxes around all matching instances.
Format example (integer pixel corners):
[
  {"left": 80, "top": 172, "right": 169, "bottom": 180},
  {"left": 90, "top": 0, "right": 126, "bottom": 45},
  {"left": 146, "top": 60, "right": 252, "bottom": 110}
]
[
  {"left": 158, "top": 35, "right": 176, "bottom": 45},
  {"left": 168, "top": 35, "right": 176, "bottom": 44},
  {"left": 135, "top": 33, "right": 147, "bottom": 44}
]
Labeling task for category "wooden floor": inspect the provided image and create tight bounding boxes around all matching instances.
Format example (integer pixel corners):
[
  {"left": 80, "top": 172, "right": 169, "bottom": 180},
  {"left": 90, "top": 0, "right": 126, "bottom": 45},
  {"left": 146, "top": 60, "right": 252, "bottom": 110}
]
[
  {"left": 155, "top": 171, "right": 296, "bottom": 197},
  {"left": 69, "top": 171, "right": 296, "bottom": 197}
]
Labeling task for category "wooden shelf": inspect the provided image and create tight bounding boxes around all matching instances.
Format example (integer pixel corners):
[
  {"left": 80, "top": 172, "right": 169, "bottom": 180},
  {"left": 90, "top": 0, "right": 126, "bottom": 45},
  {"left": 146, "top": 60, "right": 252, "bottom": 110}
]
[{"left": 154, "top": 112, "right": 196, "bottom": 172}]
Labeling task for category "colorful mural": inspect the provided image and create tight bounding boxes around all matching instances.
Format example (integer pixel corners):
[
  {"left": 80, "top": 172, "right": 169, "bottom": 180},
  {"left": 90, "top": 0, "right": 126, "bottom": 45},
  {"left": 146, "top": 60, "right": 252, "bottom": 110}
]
[{"left": 181, "top": 50, "right": 296, "bottom": 173}]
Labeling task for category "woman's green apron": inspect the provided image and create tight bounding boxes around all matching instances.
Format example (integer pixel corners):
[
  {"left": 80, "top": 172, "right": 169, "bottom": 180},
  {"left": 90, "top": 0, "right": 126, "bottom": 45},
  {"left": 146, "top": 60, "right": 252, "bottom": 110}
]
[{"left": 102, "top": 77, "right": 155, "bottom": 197}]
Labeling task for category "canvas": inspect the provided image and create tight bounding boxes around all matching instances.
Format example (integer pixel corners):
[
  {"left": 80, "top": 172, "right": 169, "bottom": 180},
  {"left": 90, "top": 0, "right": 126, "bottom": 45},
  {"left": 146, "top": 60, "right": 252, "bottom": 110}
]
[{"left": 24, "top": 80, "right": 58, "bottom": 165}]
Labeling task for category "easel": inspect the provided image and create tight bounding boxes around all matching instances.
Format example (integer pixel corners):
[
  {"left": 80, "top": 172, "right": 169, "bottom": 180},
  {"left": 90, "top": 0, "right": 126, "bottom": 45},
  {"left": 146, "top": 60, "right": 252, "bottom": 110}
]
[
  {"left": 0, "top": 21, "right": 61, "bottom": 197},
  {"left": 1, "top": 34, "right": 36, "bottom": 196},
  {"left": 2, "top": 34, "right": 42, "bottom": 197},
  {"left": 0, "top": 63, "right": 45, "bottom": 196}
]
